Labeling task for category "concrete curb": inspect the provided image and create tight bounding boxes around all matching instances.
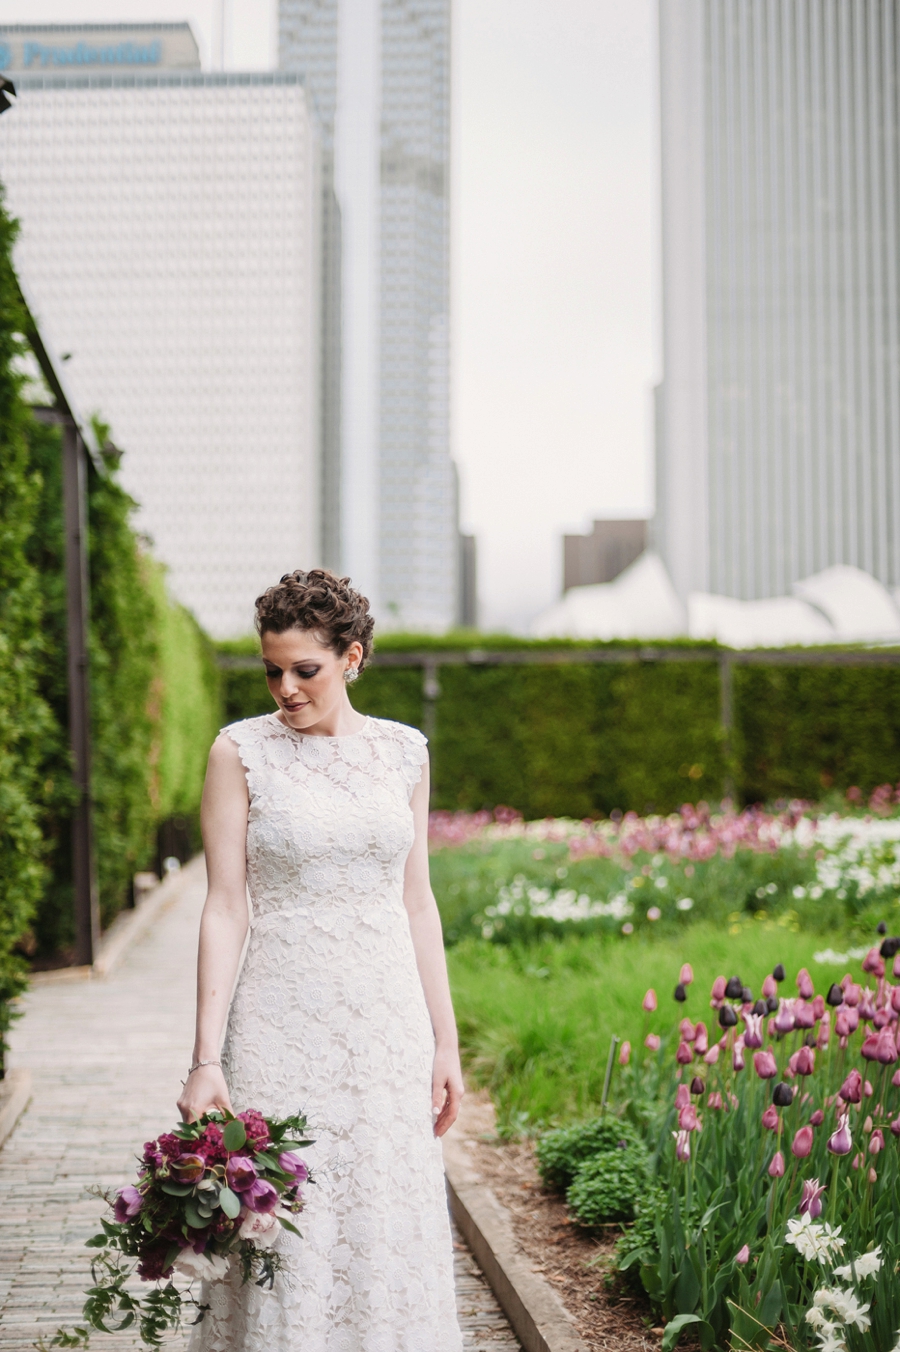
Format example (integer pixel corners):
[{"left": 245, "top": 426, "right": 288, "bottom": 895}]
[
  {"left": 31, "top": 855, "right": 206, "bottom": 986},
  {"left": 443, "top": 1133, "right": 585, "bottom": 1352},
  {"left": 0, "top": 1068, "right": 32, "bottom": 1150}
]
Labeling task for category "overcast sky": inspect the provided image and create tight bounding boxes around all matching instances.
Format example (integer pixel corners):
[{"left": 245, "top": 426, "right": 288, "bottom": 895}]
[{"left": 0, "top": 0, "right": 657, "bottom": 631}]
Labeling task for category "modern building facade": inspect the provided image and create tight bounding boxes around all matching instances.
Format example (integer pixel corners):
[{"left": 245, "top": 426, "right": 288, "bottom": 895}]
[
  {"left": 280, "top": 0, "right": 460, "bottom": 630},
  {"left": 656, "top": 0, "right": 900, "bottom": 603},
  {"left": 563, "top": 519, "right": 648, "bottom": 591},
  {"left": 0, "top": 59, "right": 321, "bottom": 637}
]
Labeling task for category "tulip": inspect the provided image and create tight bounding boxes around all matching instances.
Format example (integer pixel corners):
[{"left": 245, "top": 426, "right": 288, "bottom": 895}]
[
  {"left": 678, "top": 1104, "right": 699, "bottom": 1132},
  {"left": 810, "top": 1109, "right": 824, "bottom": 1127},
  {"left": 794, "top": 1002, "right": 815, "bottom": 1030},
  {"left": 761, "top": 1105, "right": 779, "bottom": 1130},
  {"left": 890, "top": 1116, "right": 900, "bottom": 1136},
  {"left": 704, "top": 1044, "right": 720, "bottom": 1065},
  {"left": 243, "top": 1178, "right": 279, "bottom": 1213},
  {"left": 719, "top": 1005, "right": 738, "bottom": 1029},
  {"left": 768, "top": 1151, "right": 785, "bottom": 1178},
  {"left": 742, "top": 1012, "right": 763, "bottom": 1049},
  {"left": 735, "top": 1245, "right": 750, "bottom": 1265},
  {"left": 772, "top": 963, "right": 785, "bottom": 983},
  {"left": 839, "top": 1069, "right": 862, "bottom": 1103},
  {"left": 619, "top": 1041, "right": 631, "bottom": 1066},
  {"left": 874, "top": 1008, "right": 891, "bottom": 1029},
  {"left": 675, "top": 1083, "right": 690, "bottom": 1109},
  {"left": 812, "top": 994, "right": 825, "bottom": 1020},
  {"left": 893, "top": 1067, "right": 900, "bottom": 1087},
  {"left": 169, "top": 1153, "right": 206, "bottom": 1183},
  {"left": 114, "top": 1185, "right": 144, "bottom": 1223},
  {"left": 673, "top": 1129, "right": 691, "bottom": 1161},
  {"left": 866, "top": 1029, "right": 898, "bottom": 1064},
  {"left": 826, "top": 983, "right": 844, "bottom": 1007},
  {"left": 680, "top": 963, "right": 694, "bottom": 985},
  {"left": 278, "top": 1151, "right": 309, "bottom": 1182},
  {"left": 766, "top": 996, "right": 779, "bottom": 1014},
  {"left": 762, "top": 974, "right": 777, "bottom": 999},
  {"left": 844, "top": 982, "right": 861, "bottom": 1008},
  {"left": 851, "top": 1153, "right": 862, "bottom": 1170},
  {"left": 827, "top": 1115, "right": 853, "bottom": 1156},
  {"left": 869, "top": 1128, "right": 885, "bottom": 1155},
  {"left": 725, "top": 976, "right": 743, "bottom": 1000},
  {"left": 774, "top": 1000, "right": 795, "bottom": 1034},
  {"left": 679, "top": 1017, "right": 696, "bottom": 1042},
  {"left": 862, "top": 947, "right": 885, "bottom": 978},
  {"left": 674, "top": 982, "right": 688, "bottom": 1002},
  {"left": 797, "top": 968, "right": 814, "bottom": 999},
  {"left": 772, "top": 1082, "right": 793, "bottom": 1107},
  {"left": 881, "top": 936, "right": 900, "bottom": 957},
  {"left": 817, "top": 1013, "right": 830, "bottom": 1049},
  {"left": 690, "top": 1076, "right": 704, "bottom": 1096},
  {"left": 859, "top": 990, "right": 877, "bottom": 1021},
  {"left": 892, "top": 986, "right": 900, "bottom": 1014},
  {"left": 643, "top": 988, "right": 657, "bottom": 1013},
  {"left": 877, "top": 921, "right": 887, "bottom": 934},
  {"left": 864, "top": 1115, "right": 873, "bottom": 1133},
  {"left": 225, "top": 1155, "right": 259, "bottom": 1192},
  {"left": 676, "top": 1041, "right": 693, "bottom": 1064},
  {"left": 864, "top": 1080, "right": 874, "bottom": 1097},
  {"left": 894, "top": 952, "right": 900, "bottom": 979},
  {"left": 868, "top": 1167, "right": 878, "bottom": 1183},
  {"left": 752, "top": 999, "right": 768, "bottom": 1016},
  {"left": 711, "top": 975, "right": 727, "bottom": 1003},
  {"left": 707, "top": 1091, "right": 723, "bottom": 1110},
  {"left": 754, "top": 1049, "right": 778, "bottom": 1079},
  {"left": 694, "top": 1022, "right": 709, "bottom": 1054},
  {"left": 645, "top": 1032, "right": 661, "bottom": 1051},
  {"left": 793, "top": 1046, "right": 815, "bottom": 1077},
  {"left": 799, "top": 1178, "right": 825, "bottom": 1219},
  {"left": 791, "top": 1126, "right": 814, "bottom": 1158}
]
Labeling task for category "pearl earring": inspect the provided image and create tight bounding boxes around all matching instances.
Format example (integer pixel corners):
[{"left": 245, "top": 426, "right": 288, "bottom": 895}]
[{"left": 344, "top": 666, "right": 359, "bottom": 684}]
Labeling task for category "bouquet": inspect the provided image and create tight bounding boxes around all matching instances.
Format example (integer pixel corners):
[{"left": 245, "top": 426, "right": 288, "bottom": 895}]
[{"left": 46, "top": 1108, "right": 313, "bottom": 1349}]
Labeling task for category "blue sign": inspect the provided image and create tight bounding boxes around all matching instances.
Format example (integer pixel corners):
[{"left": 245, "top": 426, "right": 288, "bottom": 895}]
[{"left": 20, "top": 40, "right": 163, "bottom": 69}]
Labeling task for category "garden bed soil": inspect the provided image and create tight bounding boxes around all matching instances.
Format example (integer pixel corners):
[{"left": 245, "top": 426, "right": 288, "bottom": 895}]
[{"left": 454, "top": 1096, "right": 664, "bottom": 1351}]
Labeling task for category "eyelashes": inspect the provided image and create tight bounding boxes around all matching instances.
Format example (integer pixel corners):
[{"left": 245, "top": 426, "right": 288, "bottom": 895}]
[{"left": 264, "top": 668, "right": 320, "bottom": 680}]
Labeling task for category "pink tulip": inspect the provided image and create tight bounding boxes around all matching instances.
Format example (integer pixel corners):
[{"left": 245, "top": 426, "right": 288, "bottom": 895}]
[
  {"left": 711, "top": 975, "right": 727, "bottom": 1003},
  {"left": 676, "top": 1041, "right": 693, "bottom": 1065},
  {"left": 243, "top": 1178, "right": 279, "bottom": 1213},
  {"left": 862, "top": 947, "right": 885, "bottom": 978},
  {"left": 733, "top": 1042, "right": 745, "bottom": 1072},
  {"left": 754, "top": 1049, "right": 778, "bottom": 1080},
  {"left": 817, "top": 1013, "right": 830, "bottom": 1049},
  {"left": 794, "top": 1046, "right": 815, "bottom": 1077},
  {"left": 799, "top": 1178, "right": 825, "bottom": 1219},
  {"left": 703, "top": 1044, "right": 720, "bottom": 1065},
  {"left": 851, "top": 1152, "right": 862, "bottom": 1170},
  {"left": 768, "top": 1151, "right": 785, "bottom": 1178},
  {"left": 827, "top": 1115, "right": 853, "bottom": 1156},
  {"left": 678, "top": 1104, "right": 699, "bottom": 1132},
  {"left": 762, "top": 974, "right": 777, "bottom": 999},
  {"left": 742, "top": 1012, "right": 763, "bottom": 1049},
  {"left": 680, "top": 964, "right": 694, "bottom": 986},
  {"left": 618, "top": 1041, "right": 631, "bottom": 1066},
  {"left": 844, "top": 982, "right": 861, "bottom": 1008},
  {"left": 642, "top": 988, "right": 657, "bottom": 1013},
  {"left": 797, "top": 968, "right": 814, "bottom": 1000},
  {"left": 810, "top": 1109, "right": 824, "bottom": 1127},
  {"left": 673, "top": 1129, "right": 691, "bottom": 1162},
  {"left": 892, "top": 986, "right": 900, "bottom": 1014},
  {"left": 114, "top": 1185, "right": 144, "bottom": 1223},
  {"left": 894, "top": 953, "right": 900, "bottom": 979},
  {"left": 868, "top": 1167, "right": 878, "bottom": 1183},
  {"left": 835, "top": 1009, "right": 852, "bottom": 1038},
  {"left": 645, "top": 1033, "right": 661, "bottom": 1051},
  {"left": 735, "top": 1245, "right": 750, "bottom": 1264},
  {"left": 839, "top": 1069, "right": 862, "bottom": 1103},
  {"left": 694, "top": 1022, "right": 709, "bottom": 1055},
  {"left": 774, "top": 1000, "right": 795, "bottom": 1034},
  {"left": 675, "top": 1083, "right": 690, "bottom": 1109},
  {"left": 864, "top": 1079, "right": 874, "bottom": 1097},
  {"left": 793, "top": 1001, "right": 815, "bottom": 1030},
  {"left": 859, "top": 990, "right": 877, "bottom": 1021},
  {"left": 890, "top": 1116, "right": 900, "bottom": 1136},
  {"left": 761, "top": 1105, "right": 779, "bottom": 1130},
  {"left": 869, "top": 1128, "right": 885, "bottom": 1155},
  {"left": 707, "top": 1091, "right": 723, "bottom": 1110},
  {"left": 791, "top": 1126, "right": 814, "bottom": 1158},
  {"left": 812, "top": 994, "right": 825, "bottom": 1020},
  {"left": 862, "top": 1029, "right": 898, "bottom": 1064},
  {"left": 680, "top": 1017, "right": 696, "bottom": 1042}
]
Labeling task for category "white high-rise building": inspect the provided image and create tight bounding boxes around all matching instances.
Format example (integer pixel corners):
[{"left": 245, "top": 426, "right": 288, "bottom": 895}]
[
  {"left": 0, "top": 31, "right": 321, "bottom": 637},
  {"left": 655, "top": 0, "right": 900, "bottom": 604},
  {"left": 280, "top": 0, "right": 459, "bottom": 630}
]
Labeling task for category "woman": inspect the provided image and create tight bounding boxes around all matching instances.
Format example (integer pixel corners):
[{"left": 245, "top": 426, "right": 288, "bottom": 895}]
[{"left": 178, "top": 568, "right": 464, "bottom": 1351}]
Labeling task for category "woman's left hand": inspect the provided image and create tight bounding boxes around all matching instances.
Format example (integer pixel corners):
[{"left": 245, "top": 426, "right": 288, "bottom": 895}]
[{"left": 432, "top": 1043, "right": 464, "bottom": 1137}]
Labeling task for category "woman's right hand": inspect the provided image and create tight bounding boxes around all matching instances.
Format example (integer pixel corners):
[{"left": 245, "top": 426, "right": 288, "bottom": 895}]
[{"left": 177, "top": 1064, "right": 234, "bottom": 1123}]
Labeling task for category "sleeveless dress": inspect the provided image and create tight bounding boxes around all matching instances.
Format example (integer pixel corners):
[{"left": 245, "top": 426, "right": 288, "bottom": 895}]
[{"left": 190, "top": 713, "right": 463, "bottom": 1352}]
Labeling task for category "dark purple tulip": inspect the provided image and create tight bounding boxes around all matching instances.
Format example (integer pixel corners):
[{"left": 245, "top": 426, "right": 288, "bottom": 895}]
[
  {"left": 725, "top": 976, "right": 744, "bottom": 1000},
  {"left": 690, "top": 1076, "right": 704, "bottom": 1096},
  {"left": 826, "top": 984, "right": 844, "bottom": 1008},
  {"left": 880, "top": 936, "right": 900, "bottom": 958},
  {"left": 719, "top": 1004, "right": 738, "bottom": 1029},
  {"left": 674, "top": 982, "right": 688, "bottom": 1003},
  {"left": 753, "top": 999, "right": 768, "bottom": 1017},
  {"left": 773, "top": 964, "right": 785, "bottom": 983},
  {"left": 772, "top": 1082, "right": 793, "bottom": 1107},
  {"left": 114, "top": 1185, "right": 143, "bottom": 1223},
  {"left": 877, "top": 921, "right": 888, "bottom": 935},
  {"left": 766, "top": 995, "right": 779, "bottom": 1013},
  {"left": 741, "top": 987, "right": 753, "bottom": 1005}
]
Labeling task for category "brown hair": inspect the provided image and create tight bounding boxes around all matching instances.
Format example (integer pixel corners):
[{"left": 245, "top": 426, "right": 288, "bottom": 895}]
[{"left": 254, "top": 569, "right": 375, "bottom": 670}]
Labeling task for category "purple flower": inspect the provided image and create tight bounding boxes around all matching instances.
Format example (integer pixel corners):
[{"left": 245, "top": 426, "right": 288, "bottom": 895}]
[
  {"left": 673, "top": 1129, "right": 691, "bottom": 1162},
  {"left": 761, "top": 1105, "right": 779, "bottom": 1131},
  {"left": 774, "top": 999, "right": 795, "bottom": 1034},
  {"left": 169, "top": 1153, "right": 205, "bottom": 1183},
  {"left": 827, "top": 1114, "right": 853, "bottom": 1156},
  {"left": 768, "top": 1151, "right": 785, "bottom": 1178},
  {"left": 742, "top": 1012, "right": 764, "bottom": 1049},
  {"left": 797, "top": 968, "right": 814, "bottom": 1000},
  {"left": 676, "top": 1041, "right": 693, "bottom": 1065},
  {"left": 793, "top": 1046, "right": 815, "bottom": 1077},
  {"left": 793, "top": 1001, "right": 816, "bottom": 1030},
  {"left": 113, "top": 1185, "right": 143, "bottom": 1223},
  {"left": 799, "top": 1178, "right": 825, "bottom": 1219},
  {"left": 754, "top": 1049, "right": 778, "bottom": 1080},
  {"left": 735, "top": 1244, "right": 750, "bottom": 1265},
  {"left": 226, "top": 1156, "right": 259, "bottom": 1193},
  {"left": 839, "top": 1069, "right": 862, "bottom": 1104},
  {"left": 243, "top": 1178, "right": 280, "bottom": 1213},
  {"left": 791, "top": 1126, "right": 814, "bottom": 1158},
  {"left": 278, "top": 1151, "right": 309, "bottom": 1183}
]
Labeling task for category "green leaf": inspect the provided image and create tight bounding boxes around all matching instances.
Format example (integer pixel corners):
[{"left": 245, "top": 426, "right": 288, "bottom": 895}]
[
  {"left": 85, "top": 1234, "right": 108, "bottom": 1248},
  {"left": 277, "top": 1216, "right": 302, "bottom": 1237},
  {"left": 253, "top": 1151, "right": 279, "bottom": 1170},
  {"left": 160, "top": 1180, "right": 193, "bottom": 1197},
  {"left": 661, "top": 1314, "right": 715, "bottom": 1352},
  {"left": 223, "top": 1119, "right": 247, "bottom": 1152},
  {"left": 184, "top": 1199, "right": 209, "bottom": 1229},
  {"left": 219, "top": 1186, "right": 242, "bottom": 1219}
]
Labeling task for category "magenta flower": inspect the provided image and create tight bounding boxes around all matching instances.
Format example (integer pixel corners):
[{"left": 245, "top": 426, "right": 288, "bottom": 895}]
[
  {"left": 810, "top": 1109, "right": 824, "bottom": 1127},
  {"left": 169, "top": 1153, "right": 205, "bottom": 1183},
  {"left": 811, "top": 994, "right": 825, "bottom": 1020},
  {"left": 243, "top": 1178, "right": 280, "bottom": 1213},
  {"left": 844, "top": 982, "right": 861, "bottom": 1008},
  {"left": 862, "top": 1029, "right": 898, "bottom": 1064},
  {"left": 864, "top": 1079, "right": 874, "bottom": 1097},
  {"left": 869, "top": 1128, "right": 885, "bottom": 1155},
  {"left": 768, "top": 1151, "right": 785, "bottom": 1178},
  {"left": 642, "top": 988, "right": 657, "bottom": 1013},
  {"left": 791, "top": 1126, "right": 814, "bottom": 1158},
  {"left": 694, "top": 1022, "right": 709, "bottom": 1055},
  {"left": 618, "top": 1041, "right": 631, "bottom": 1066},
  {"left": 817, "top": 1014, "right": 831, "bottom": 1049},
  {"left": 707, "top": 1091, "right": 723, "bottom": 1110},
  {"left": 891, "top": 986, "right": 900, "bottom": 1014},
  {"left": 859, "top": 990, "right": 878, "bottom": 1022},
  {"left": 676, "top": 1041, "right": 693, "bottom": 1065},
  {"left": 678, "top": 1104, "right": 699, "bottom": 1132},
  {"left": 835, "top": 1009, "right": 852, "bottom": 1039},
  {"left": 774, "top": 1000, "right": 795, "bottom": 1034},
  {"left": 742, "top": 1012, "right": 763, "bottom": 1048},
  {"left": 839, "top": 1069, "right": 862, "bottom": 1104},
  {"left": 797, "top": 968, "right": 814, "bottom": 1000},
  {"left": 278, "top": 1151, "right": 309, "bottom": 1182},
  {"left": 732, "top": 1042, "right": 745, "bottom": 1072},
  {"left": 711, "top": 975, "right": 727, "bottom": 1004},
  {"left": 225, "top": 1155, "right": 259, "bottom": 1192},
  {"left": 890, "top": 1116, "right": 900, "bottom": 1136},
  {"left": 113, "top": 1185, "right": 144, "bottom": 1222},
  {"left": 735, "top": 1244, "right": 750, "bottom": 1265},
  {"left": 799, "top": 1178, "right": 825, "bottom": 1219},
  {"left": 675, "top": 1083, "right": 690, "bottom": 1110},
  {"left": 673, "top": 1129, "right": 691, "bottom": 1162},
  {"left": 680, "top": 964, "right": 694, "bottom": 986},
  {"left": 794, "top": 1046, "right": 815, "bottom": 1077},
  {"left": 793, "top": 1002, "right": 815, "bottom": 1030},
  {"left": 761, "top": 1105, "right": 779, "bottom": 1131},
  {"left": 645, "top": 1033, "right": 661, "bottom": 1051},
  {"left": 754, "top": 1049, "right": 778, "bottom": 1080},
  {"left": 679, "top": 1017, "right": 696, "bottom": 1042},
  {"left": 762, "top": 974, "right": 777, "bottom": 999},
  {"left": 827, "top": 1114, "right": 853, "bottom": 1156},
  {"left": 862, "top": 947, "right": 885, "bottom": 978},
  {"left": 704, "top": 1044, "right": 720, "bottom": 1065}
]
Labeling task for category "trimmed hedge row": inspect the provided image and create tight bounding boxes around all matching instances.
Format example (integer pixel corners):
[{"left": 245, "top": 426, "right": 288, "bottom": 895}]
[{"left": 220, "top": 635, "right": 900, "bottom": 815}]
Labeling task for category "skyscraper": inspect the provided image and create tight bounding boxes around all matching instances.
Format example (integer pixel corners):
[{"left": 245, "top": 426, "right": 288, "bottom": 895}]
[
  {"left": 280, "top": 0, "right": 459, "bottom": 630},
  {"left": 655, "top": 1, "right": 900, "bottom": 604}
]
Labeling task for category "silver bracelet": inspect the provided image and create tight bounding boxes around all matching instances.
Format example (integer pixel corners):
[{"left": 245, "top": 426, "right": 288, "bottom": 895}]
[{"left": 187, "top": 1058, "right": 221, "bottom": 1076}]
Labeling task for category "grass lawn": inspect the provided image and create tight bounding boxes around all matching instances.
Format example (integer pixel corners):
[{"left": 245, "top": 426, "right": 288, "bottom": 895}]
[{"left": 446, "top": 922, "right": 859, "bottom": 1132}]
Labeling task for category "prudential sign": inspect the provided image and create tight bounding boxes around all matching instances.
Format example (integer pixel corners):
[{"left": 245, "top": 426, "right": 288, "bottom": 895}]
[{"left": 0, "top": 24, "right": 200, "bottom": 74}]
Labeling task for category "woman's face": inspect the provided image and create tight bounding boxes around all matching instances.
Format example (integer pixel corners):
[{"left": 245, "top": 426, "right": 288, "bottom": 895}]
[{"left": 260, "top": 628, "right": 363, "bottom": 731}]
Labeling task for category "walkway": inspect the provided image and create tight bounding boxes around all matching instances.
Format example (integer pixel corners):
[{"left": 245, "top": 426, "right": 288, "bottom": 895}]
[{"left": 0, "top": 860, "right": 519, "bottom": 1351}]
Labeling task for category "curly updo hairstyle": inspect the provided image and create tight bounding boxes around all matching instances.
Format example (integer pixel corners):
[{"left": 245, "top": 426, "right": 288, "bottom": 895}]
[{"left": 254, "top": 569, "right": 375, "bottom": 672}]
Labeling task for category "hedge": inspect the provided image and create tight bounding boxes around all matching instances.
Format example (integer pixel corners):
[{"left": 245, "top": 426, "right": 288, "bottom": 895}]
[{"left": 219, "top": 635, "right": 900, "bottom": 815}]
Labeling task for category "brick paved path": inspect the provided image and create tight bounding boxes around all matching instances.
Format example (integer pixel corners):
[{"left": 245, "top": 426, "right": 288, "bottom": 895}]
[{"left": 0, "top": 859, "right": 519, "bottom": 1351}]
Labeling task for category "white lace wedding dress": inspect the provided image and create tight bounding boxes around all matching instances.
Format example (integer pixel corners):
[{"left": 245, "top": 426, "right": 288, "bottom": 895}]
[{"left": 189, "top": 713, "right": 462, "bottom": 1352}]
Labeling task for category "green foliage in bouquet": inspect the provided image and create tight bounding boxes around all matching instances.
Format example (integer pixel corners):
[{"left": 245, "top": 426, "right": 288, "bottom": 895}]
[{"left": 43, "top": 1108, "right": 314, "bottom": 1350}]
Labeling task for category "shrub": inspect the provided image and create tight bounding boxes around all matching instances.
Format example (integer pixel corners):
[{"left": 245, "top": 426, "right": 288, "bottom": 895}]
[
  {"left": 565, "top": 1144, "right": 649, "bottom": 1226},
  {"left": 535, "top": 1116, "right": 641, "bottom": 1190}
]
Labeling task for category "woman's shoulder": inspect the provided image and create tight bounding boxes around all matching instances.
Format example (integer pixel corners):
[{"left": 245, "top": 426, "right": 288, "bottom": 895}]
[
  {"left": 219, "top": 713, "right": 278, "bottom": 755},
  {"left": 365, "top": 716, "right": 428, "bottom": 758}
]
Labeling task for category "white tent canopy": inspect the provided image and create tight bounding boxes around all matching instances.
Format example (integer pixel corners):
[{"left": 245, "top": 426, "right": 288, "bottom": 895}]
[{"left": 530, "top": 551, "right": 686, "bottom": 640}]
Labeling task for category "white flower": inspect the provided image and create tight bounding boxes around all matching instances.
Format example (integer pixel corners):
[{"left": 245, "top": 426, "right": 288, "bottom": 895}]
[
  {"left": 676, "top": 897, "right": 693, "bottom": 911},
  {"left": 812, "top": 1286, "right": 871, "bottom": 1333},
  {"left": 173, "top": 1248, "right": 230, "bottom": 1282},
  {"left": 805, "top": 1306, "right": 828, "bottom": 1329},
  {"left": 833, "top": 1247, "right": 882, "bottom": 1281},
  {"left": 238, "top": 1208, "right": 281, "bottom": 1249},
  {"left": 815, "top": 1325, "right": 848, "bottom": 1352},
  {"left": 785, "top": 1215, "right": 846, "bottom": 1262}
]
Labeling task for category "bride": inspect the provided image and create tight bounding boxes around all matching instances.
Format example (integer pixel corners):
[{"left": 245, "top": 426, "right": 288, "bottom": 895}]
[{"left": 177, "top": 568, "right": 464, "bottom": 1351}]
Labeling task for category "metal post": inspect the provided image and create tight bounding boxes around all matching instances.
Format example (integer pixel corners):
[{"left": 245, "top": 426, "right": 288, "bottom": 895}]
[
  {"left": 719, "top": 652, "right": 734, "bottom": 804},
  {"left": 62, "top": 421, "right": 99, "bottom": 965},
  {"left": 422, "top": 660, "right": 441, "bottom": 803}
]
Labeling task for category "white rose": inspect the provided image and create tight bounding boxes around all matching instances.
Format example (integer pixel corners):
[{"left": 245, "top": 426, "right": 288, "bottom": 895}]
[
  {"left": 173, "top": 1248, "right": 230, "bottom": 1282},
  {"left": 238, "top": 1209, "right": 280, "bottom": 1249}
]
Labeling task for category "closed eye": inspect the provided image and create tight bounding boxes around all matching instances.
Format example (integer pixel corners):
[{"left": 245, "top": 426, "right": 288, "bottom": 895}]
[{"left": 263, "top": 666, "right": 320, "bottom": 679}]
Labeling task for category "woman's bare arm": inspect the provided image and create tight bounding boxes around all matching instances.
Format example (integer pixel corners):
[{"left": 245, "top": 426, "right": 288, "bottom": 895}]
[
  {"left": 176, "top": 733, "right": 250, "bottom": 1122},
  {"left": 403, "top": 759, "right": 464, "bottom": 1137}
]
